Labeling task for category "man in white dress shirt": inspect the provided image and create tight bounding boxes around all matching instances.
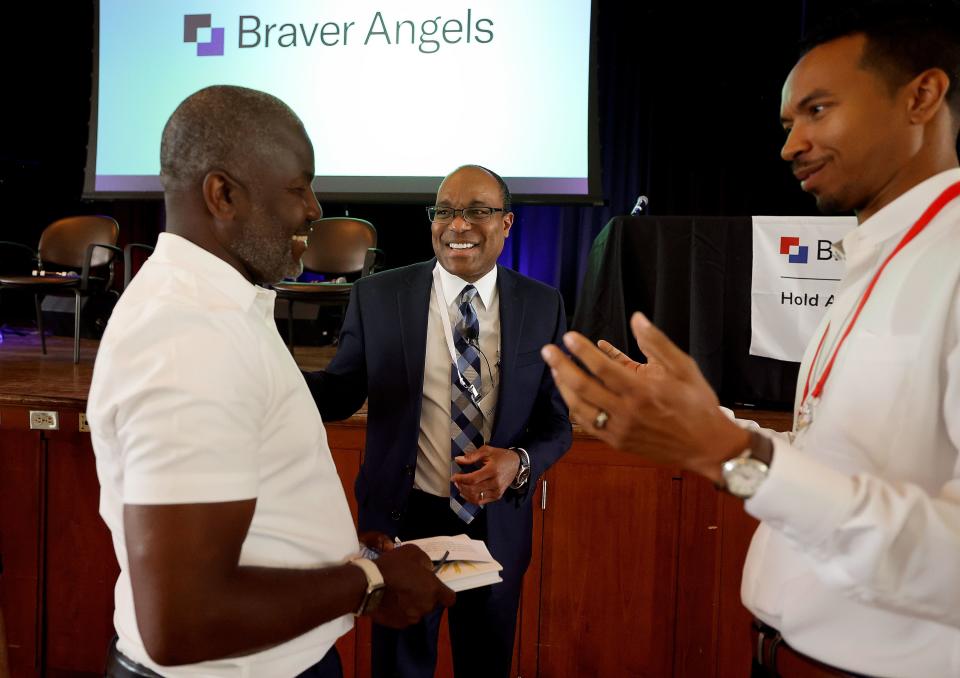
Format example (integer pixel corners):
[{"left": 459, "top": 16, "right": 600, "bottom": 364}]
[
  {"left": 88, "top": 85, "right": 453, "bottom": 678},
  {"left": 542, "top": 2, "right": 960, "bottom": 677}
]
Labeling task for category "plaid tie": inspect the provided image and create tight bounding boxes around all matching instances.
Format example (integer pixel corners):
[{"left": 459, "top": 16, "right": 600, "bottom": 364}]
[{"left": 449, "top": 284, "right": 484, "bottom": 523}]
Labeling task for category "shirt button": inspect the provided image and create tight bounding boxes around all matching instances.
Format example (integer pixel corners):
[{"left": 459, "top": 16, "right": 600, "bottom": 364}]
[{"left": 390, "top": 510, "right": 401, "bottom": 521}]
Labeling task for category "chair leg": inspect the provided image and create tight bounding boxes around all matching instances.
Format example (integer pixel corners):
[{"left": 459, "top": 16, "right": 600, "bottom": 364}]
[
  {"left": 73, "top": 290, "right": 81, "bottom": 364},
  {"left": 287, "top": 299, "right": 295, "bottom": 354},
  {"left": 35, "top": 294, "right": 46, "bottom": 355},
  {"left": 333, "top": 303, "right": 348, "bottom": 346}
]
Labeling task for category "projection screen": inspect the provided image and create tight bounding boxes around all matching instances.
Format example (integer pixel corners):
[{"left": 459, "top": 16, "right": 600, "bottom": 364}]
[{"left": 86, "top": 0, "right": 600, "bottom": 203}]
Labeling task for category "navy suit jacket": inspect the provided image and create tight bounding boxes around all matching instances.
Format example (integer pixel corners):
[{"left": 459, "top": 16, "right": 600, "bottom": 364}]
[{"left": 304, "top": 260, "right": 572, "bottom": 581}]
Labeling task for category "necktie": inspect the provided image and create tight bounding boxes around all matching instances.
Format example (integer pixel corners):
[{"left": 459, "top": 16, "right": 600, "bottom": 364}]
[{"left": 449, "top": 284, "right": 484, "bottom": 523}]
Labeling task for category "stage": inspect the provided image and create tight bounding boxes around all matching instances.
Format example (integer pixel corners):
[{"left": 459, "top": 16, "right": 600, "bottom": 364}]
[
  {"left": 0, "top": 331, "right": 339, "bottom": 407},
  {"left": 0, "top": 329, "right": 777, "bottom": 678}
]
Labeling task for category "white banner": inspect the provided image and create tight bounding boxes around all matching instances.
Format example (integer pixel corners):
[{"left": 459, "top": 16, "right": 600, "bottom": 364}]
[{"left": 750, "top": 216, "right": 855, "bottom": 362}]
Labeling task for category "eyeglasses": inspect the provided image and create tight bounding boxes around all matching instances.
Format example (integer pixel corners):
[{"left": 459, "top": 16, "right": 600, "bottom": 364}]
[{"left": 426, "top": 206, "right": 505, "bottom": 225}]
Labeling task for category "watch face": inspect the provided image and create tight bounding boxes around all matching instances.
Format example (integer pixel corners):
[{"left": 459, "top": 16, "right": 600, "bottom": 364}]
[{"left": 723, "top": 458, "right": 768, "bottom": 498}]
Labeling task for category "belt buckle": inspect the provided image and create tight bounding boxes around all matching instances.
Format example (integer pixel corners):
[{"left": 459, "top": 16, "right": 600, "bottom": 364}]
[{"left": 753, "top": 621, "right": 783, "bottom": 671}]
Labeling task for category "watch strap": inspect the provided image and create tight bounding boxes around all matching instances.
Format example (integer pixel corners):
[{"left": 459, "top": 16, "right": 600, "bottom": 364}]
[
  {"left": 349, "top": 557, "right": 384, "bottom": 616},
  {"left": 509, "top": 447, "right": 531, "bottom": 489}
]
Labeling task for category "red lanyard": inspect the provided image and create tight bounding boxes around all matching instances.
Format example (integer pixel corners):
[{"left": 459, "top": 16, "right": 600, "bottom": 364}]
[{"left": 799, "top": 179, "right": 960, "bottom": 411}]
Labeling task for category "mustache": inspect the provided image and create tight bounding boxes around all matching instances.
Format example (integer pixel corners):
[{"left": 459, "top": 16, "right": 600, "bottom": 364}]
[{"left": 791, "top": 158, "right": 827, "bottom": 176}]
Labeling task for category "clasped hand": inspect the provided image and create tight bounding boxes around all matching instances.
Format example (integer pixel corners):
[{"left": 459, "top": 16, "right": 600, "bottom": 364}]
[{"left": 451, "top": 444, "right": 521, "bottom": 505}]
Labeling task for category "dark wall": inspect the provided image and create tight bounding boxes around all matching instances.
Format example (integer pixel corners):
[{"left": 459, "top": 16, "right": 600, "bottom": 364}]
[{"left": 3, "top": 1, "right": 840, "bottom": 319}]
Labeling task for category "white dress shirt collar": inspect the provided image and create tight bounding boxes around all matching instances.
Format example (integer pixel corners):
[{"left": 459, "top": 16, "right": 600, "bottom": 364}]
[
  {"left": 434, "top": 261, "right": 499, "bottom": 310},
  {"left": 837, "top": 167, "right": 960, "bottom": 257}
]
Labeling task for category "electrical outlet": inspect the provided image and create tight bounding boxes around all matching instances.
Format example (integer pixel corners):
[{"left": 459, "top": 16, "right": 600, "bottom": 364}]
[{"left": 29, "top": 410, "right": 59, "bottom": 430}]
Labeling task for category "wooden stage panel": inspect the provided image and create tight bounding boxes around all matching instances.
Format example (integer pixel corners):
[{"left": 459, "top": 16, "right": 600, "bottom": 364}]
[
  {"left": 43, "top": 418, "right": 120, "bottom": 676},
  {"left": 0, "top": 335, "right": 789, "bottom": 677},
  {"left": 536, "top": 437, "right": 682, "bottom": 678},
  {"left": 0, "top": 425, "right": 44, "bottom": 678}
]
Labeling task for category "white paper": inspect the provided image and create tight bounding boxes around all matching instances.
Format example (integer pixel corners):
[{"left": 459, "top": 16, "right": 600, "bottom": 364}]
[{"left": 403, "top": 533, "right": 496, "bottom": 563}]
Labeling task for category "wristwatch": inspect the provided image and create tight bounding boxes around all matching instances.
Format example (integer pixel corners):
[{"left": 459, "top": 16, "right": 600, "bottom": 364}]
[
  {"left": 720, "top": 431, "right": 773, "bottom": 499},
  {"left": 509, "top": 447, "right": 531, "bottom": 489},
  {"left": 349, "top": 557, "right": 385, "bottom": 616}
]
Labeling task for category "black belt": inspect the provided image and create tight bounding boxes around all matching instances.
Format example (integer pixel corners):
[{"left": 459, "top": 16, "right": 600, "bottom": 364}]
[
  {"left": 105, "top": 637, "right": 164, "bottom": 678},
  {"left": 104, "top": 636, "right": 342, "bottom": 678},
  {"left": 752, "top": 621, "right": 875, "bottom": 678}
]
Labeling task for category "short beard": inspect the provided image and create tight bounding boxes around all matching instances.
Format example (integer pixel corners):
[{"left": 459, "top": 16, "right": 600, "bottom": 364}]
[
  {"left": 814, "top": 193, "right": 846, "bottom": 216},
  {"left": 232, "top": 214, "right": 301, "bottom": 284}
]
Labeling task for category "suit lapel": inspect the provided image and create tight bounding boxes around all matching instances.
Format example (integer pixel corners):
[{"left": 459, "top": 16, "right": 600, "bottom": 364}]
[
  {"left": 397, "top": 261, "right": 435, "bottom": 399},
  {"left": 491, "top": 266, "right": 524, "bottom": 444}
]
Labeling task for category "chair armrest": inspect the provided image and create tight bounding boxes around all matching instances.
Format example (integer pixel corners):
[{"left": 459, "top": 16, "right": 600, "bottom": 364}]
[
  {"left": 0, "top": 241, "right": 39, "bottom": 271},
  {"left": 362, "top": 248, "right": 386, "bottom": 277},
  {"left": 123, "top": 243, "right": 156, "bottom": 289},
  {"left": 81, "top": 243, "right": 123, "bottom": 291}
]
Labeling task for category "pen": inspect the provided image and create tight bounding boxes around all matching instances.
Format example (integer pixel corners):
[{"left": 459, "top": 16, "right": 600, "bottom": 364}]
[{"left": 432, "top": 550, "right": 450, "bottom": 574}]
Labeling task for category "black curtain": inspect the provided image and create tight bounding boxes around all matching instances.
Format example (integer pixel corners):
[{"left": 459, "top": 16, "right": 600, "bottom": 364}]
[
  {"left": 1, "top": 0, "right": 850, "bottom": 322},
  {"left": 501, "top": 1, "right": 840, "bottom": 312}
]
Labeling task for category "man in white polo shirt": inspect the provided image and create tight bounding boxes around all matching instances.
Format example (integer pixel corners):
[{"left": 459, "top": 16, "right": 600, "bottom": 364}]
[{"left": 87, "top": 85, "right": 453, "bottom": 678}]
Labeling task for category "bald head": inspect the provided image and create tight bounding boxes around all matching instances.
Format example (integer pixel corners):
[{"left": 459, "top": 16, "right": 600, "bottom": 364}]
[
  {"left": 447, "top": 164, "right": 512, "bottom": 213},
  {"left": 160, "top": 85, "right": 305, "bottom": 193}
]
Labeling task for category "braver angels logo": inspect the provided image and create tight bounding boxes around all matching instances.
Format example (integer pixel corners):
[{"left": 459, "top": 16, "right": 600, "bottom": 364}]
[
  {"left": 779, "top": 236, "right": 808, "bottom": 264},
  {"left": 184, "top": 14, "right": 225, "bottom": 56}
]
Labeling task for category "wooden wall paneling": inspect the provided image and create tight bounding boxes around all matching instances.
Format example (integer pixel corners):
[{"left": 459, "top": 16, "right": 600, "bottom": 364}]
[
  {"left": 434, "top": 612, "right": 454, "bottom": 677},
  {"left": 0, "top": 408, "right": 43, "bottom": 678},
  {"left": 516, "top": 479, "right": 544, "bottom": 678},
  {"left": 715, "top": 495, "right": 760, "bottom": 678},
  {"left": 0, "top": 388, "right": 792, "bottom": 678},
  {"left": 535, "top": 437, "right": 682, "bottom": 677},
  {"left": 672, "top": 472, "right": 723, "bottom": 678},
  {"left": 327, "top": 423, "right": 364, "bottom": 527},
  {"left": 42, "top": 412, "right": 118, "bottom": 676},
  {"left": 715, "top": 409, "right": 789, "bottom": 678},
  {"left": 327, "top": 423, "right": 365, "bottom": 678}
]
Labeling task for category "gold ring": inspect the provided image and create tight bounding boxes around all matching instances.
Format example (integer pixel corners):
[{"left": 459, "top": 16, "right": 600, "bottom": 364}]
[
  {"left": 479, "top": 490, "right": 485, "bottom": 501},
  {"left": 594, "top": 409, "right": 609, "bottom": 429}
]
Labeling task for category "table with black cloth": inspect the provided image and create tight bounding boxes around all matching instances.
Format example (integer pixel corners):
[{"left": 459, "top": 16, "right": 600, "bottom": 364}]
[{"left": 572, "top": 215, "right": 800, "bottom": 409}]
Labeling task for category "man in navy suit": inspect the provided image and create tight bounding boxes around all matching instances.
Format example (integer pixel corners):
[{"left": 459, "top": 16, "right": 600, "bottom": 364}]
[{"left": 304, "top": 165, "right": 572, "bottom": 677}]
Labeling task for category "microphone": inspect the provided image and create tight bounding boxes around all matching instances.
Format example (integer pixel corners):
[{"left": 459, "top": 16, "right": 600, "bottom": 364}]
[
  {"left": 631, "top": 195, "right": 649, "bottom": 216},
  {"left": 464, "top": 323, "right": 479, "bottom": 344}
]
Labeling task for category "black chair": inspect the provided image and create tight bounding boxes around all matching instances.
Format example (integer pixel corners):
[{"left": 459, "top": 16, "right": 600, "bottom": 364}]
[
  {"left": 271, "top": 217, "right": 384, "bottom": 351},
  {"left": 123, "top": 242, "right": 155, "bottom": 289},
  {"left": 0, "top": 215, "right": 120, "bottom": 363}
]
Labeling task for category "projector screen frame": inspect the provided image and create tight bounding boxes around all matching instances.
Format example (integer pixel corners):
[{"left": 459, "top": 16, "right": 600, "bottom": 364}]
[{"left": 83, "top": 0, "right": 602, "bottom": 206}]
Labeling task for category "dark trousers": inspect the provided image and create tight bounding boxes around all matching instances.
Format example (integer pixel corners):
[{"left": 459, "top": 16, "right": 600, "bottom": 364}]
[
  {"left": 372, "top": 489, "right": 522, "bottom": 678},
  {"left": 105, "top": 636, "right": 342, "bottom": 678}
]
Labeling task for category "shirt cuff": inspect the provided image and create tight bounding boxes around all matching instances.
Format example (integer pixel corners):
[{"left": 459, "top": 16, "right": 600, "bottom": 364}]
[{"left": 744, "top": 436, "right": 858, "bottom": 547}]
